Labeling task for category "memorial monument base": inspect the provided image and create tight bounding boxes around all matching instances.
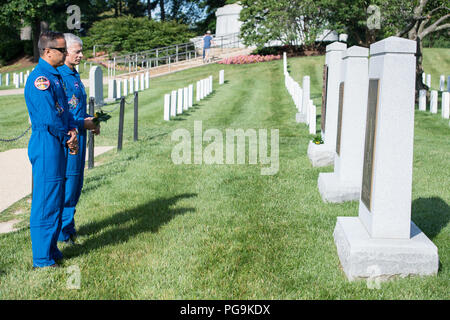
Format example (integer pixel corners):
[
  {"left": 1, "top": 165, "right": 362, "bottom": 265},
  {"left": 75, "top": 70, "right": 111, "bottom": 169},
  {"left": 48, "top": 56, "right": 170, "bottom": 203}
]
[
  {"left": 333, "top": 217, "right": 439, "bottom": 281},
  {"left": 307, "top": 141, "right": 334, "bottom": 167},
  {"left": 295, "top": 112, "right": 308, "bottom": 123},
  {"left": 318, "top": 172, "right": 360, "bottom": 203}
]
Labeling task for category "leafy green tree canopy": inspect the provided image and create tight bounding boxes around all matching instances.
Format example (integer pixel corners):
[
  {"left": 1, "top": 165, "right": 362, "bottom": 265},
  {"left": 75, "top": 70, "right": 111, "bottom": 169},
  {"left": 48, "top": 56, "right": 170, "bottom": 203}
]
[{"left": 86, "top": 16, "right": 195, "bottom": 53}]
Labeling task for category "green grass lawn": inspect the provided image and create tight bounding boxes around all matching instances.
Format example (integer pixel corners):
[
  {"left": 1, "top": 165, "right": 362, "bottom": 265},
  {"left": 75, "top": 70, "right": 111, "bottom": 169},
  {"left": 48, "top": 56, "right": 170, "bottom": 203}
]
[{"left": 0, "top": 50, "right": 449, "bottom": 299}]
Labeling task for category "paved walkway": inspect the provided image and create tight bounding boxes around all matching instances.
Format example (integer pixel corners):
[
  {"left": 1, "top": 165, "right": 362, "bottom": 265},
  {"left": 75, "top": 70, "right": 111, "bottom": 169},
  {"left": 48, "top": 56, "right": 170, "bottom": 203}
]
[{"left": 0, "top": 146, "right": 114, "bottom": 214}]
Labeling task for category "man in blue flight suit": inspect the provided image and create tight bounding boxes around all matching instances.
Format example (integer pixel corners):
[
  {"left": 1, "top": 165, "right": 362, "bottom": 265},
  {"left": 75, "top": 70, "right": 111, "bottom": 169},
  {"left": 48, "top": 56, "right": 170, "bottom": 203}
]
[
  {"left": 57, "top": 33, "right": 99, "bottom": 245},
  {"left": 25, "top": 31, "right": 96, "bottom": 268}
]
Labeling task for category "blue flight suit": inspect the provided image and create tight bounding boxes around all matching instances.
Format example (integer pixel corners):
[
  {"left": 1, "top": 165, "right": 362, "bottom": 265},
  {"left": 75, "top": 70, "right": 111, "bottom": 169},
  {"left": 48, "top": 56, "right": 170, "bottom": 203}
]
[
  {"left": 25, "top": 58, "right": 83, "bottom": 268},
  {"left": 57, "top": 64, "right": 89, "bottom": 242}
]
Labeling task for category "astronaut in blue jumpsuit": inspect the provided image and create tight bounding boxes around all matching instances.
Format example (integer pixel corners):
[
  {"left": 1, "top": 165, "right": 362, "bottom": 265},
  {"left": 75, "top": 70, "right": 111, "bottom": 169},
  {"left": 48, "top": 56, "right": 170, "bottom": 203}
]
[
  {"left": 57, "top": 33, "right": 98, "bottom": 243},
  {"left": 25, "top": 32, "right": 82, "bottom": 268}
]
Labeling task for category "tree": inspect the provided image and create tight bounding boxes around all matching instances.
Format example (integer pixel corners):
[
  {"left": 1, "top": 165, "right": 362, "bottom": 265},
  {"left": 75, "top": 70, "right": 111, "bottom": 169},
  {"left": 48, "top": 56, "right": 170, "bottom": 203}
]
[
  {"left": 0, "top": 0, "right": 108, "bottom": 62},
  {"left": 392, "top": 0, "right": 449, "bottom": 92},
  {"left": 239, "top": 0, "right": 328, "bottom": 50}
]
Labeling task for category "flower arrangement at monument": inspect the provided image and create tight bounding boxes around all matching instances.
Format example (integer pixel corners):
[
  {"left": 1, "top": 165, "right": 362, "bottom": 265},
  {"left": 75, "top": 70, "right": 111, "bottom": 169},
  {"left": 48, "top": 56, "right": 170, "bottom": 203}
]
[
  {"left": 93, "top": 110, "right": 111, "bottom": 126},
  {"left": 218, "top": 55, "right": 281, "bottom": 65},
  {"left": 312, "top": 134, "right": 324, "bottom": 145}
]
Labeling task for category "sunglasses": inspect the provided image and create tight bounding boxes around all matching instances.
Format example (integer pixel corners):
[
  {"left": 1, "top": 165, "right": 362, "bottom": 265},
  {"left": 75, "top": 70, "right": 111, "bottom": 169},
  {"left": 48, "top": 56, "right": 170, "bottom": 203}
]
[{"left": 48, "top": 47, "right": 67, "bottom": 54}]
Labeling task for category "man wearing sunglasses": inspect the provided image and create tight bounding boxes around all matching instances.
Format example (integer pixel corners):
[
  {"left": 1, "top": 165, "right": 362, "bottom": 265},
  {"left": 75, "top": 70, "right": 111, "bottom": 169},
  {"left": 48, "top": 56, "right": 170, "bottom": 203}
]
[{"left": 24, "top": 31, "right": 96, "bottom": 269}]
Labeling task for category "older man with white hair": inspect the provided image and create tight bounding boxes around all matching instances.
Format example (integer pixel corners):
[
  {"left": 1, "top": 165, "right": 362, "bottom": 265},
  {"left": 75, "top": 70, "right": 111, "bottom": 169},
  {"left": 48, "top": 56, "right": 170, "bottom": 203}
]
[{"left": 57, "top": 33, "right": 99, "bottom": 245}]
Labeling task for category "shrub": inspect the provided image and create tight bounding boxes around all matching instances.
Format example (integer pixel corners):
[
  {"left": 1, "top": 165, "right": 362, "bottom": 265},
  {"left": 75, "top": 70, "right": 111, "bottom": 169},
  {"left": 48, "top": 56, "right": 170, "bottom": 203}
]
[
  {"left": 87, "top": 16, "right": 196, "bottom": 54},
  {"left": 217, "top": 54, "right": 281, "bottom": 65}
]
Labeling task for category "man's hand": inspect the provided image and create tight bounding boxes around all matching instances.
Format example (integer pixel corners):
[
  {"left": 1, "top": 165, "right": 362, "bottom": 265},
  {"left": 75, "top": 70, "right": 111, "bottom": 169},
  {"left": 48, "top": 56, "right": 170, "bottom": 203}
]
[
  {"left": 91, "top": 124, "right": 100, "bottom": 135},
  {"left": 84, "top": 117, "right": 98, "bottom": 131},
  {"left": 67, "top": 129, "right": 79, "bottom": 155}
]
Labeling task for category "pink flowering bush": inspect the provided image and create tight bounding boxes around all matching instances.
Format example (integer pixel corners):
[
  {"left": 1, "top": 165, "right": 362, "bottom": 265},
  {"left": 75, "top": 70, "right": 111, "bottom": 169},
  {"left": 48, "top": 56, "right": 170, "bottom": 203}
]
[{"left": 218, "top": 54, "right": 281, "bottom": 65}]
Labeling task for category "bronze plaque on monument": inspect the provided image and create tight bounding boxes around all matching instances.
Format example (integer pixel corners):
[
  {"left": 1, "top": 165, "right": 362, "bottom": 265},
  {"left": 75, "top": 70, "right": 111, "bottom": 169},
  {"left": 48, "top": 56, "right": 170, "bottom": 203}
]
[
  {"left": 336, "top": 82, "right": 345, "bottom": 155},
  {"left": 361, "top": 79, "right": 380, "bottom": 211},
  {"left": 321, "top": 64, "right": 329, "bottom": 133}
]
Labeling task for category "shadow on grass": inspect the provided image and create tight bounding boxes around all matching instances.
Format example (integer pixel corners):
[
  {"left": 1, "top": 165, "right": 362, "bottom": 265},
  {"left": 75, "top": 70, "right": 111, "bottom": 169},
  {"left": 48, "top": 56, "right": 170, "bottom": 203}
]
[
  {"left": 412, "top": 197, "right": 449, "bottom": 240},
  {"left": 63, "top": 193, "right": 197, "bottom": 259}
]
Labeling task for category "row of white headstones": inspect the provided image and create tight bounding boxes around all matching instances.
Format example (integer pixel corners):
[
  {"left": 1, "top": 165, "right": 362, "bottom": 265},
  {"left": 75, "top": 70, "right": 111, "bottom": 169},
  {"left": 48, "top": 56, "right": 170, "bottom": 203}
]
[
  {"left": 418, "top": 88, "right": 450, "bottom": 118},
  {"left": 163, "top": 70, "right": 225, "bottom": 121},
  {"left": 0, "top": 65, "right": 83, "bottom": 89},
  {"left": 422, "top": 73, "right": 450, "bottom": 92},
  {"left": 105, "top": 71, "right": 150, "bottom": 102},
  {"left": 288, "top": 37, "right": 440, "bottom": 282},
  {"left": 0, "top": 71, "right": 30, "bottom": 88},
  {"left": 282, "top": 52, "right": 316, "bottom": 134}
]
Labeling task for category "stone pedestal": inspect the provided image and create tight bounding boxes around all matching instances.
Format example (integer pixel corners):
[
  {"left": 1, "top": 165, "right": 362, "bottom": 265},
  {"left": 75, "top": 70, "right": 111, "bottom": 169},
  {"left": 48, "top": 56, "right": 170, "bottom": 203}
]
[
  {"left": 333, "top": 37, "right": 439, "bottom": 281},
  {"left": 318, "top": 46, "right": 369, "bottom": 203},
  {"left": 307, "top": 141, "right": 334, "bottom": 167},
  {"left": 308, "top": 42, "right": 346, "bottom": 167},
  {"left": 334, "top": 217, "right": 439, "bottom": 281}
]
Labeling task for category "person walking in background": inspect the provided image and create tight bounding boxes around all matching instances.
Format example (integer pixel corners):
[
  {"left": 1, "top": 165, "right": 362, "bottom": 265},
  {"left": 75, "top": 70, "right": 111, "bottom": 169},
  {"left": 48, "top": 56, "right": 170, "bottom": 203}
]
[
  {"left": 203, "top": 31, "right": 214, "bottom": 63},
  {"left": 57, "top": 33, "right": 100, "bottom": 245}
]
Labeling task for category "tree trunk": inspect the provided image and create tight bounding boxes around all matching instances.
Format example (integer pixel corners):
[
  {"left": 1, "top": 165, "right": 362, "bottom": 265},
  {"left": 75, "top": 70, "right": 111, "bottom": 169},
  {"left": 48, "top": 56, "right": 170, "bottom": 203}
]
[
  {"left": 160, "top": 0, "right": 165, "bottom": 21},
  {"left": 147, "top": 0, "right": 152, "bottom": 20},
  {"left": 32, "top": 18, "right": 41, "bottom": 63}
]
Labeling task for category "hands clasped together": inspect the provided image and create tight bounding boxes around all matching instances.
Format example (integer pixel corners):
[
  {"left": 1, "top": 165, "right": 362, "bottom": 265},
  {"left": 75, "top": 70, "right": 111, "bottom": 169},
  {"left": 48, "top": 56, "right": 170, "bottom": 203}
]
[{"left": 67, "top": 117, "right": 100, "bottom": 155}]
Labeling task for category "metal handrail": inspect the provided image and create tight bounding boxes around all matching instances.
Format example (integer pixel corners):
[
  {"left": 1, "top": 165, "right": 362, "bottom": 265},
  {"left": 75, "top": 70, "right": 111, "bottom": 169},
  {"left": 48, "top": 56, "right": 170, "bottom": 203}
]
[{"left": 103, "top": 32, "right": 243, "bottom": 78}]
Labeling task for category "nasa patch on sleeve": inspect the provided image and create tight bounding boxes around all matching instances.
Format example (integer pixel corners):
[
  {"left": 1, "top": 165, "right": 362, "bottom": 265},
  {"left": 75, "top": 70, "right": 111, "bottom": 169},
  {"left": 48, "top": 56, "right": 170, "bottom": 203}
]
[{"left": 34, "top": 76, "right": 50, "bottom": 90}]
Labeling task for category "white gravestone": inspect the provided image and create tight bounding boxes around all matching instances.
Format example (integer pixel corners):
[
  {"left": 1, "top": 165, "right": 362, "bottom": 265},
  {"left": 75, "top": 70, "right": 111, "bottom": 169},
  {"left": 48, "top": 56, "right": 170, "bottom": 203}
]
[
  {"left": 183, "top": 87, "right": 188, "bottom": 111},
  {"left": 116, "top": 80, "right": 122, "bottom": 98},
  {"left": 170, "top": 90, "right": 177, "bottom": 117},
  {"left": 283, "top": 52, "right": 287, "bottom": 75},
  {"left": 418, "top": 90, "right": 426, "bottom": 111},
  {"left": 209, "top": 75, "right": 213, "bottom": 94},
  {"left": 20, "top": 72, "right": 24, "bottom": 85},
  {"left": 5, "top": 73, "right": 9, "bottom": 86},
  {"left": 219, "top": 70, "right": 224, "bottom": 84},
  {"left": 135, "top": 76, "right": 139, "bottom": 92},
  {"left": 298, "top": 75, "right": 310, "bottom": 124},
  {"left": 188, "top": 84, "right": 193, "bottom": 108},
  {"left": 309, "top": 100, "right": 316, "bottom": 135},
  {"left": 106, "top": 79, "right": 117, "bottom": 102},
  {"left": 196, "top": 81, "right": 200, "bottom": 102},
  {"left": 430, "top": 90, "right": 438, "bottom": 113},
  {"left": 89, "top": 66, "right": 104, "bottom": 106},
  {"left": 426, "top": 74, "right": 431, "bottom": 88},
  {"left": 177, "top": 88, "right": 183, "bottom": 114},
  {"left": 140, "top": 73, "right": 144, "bottom": 91},
  {"left": 439, "top": 75, "right": 445, "bottom": 91},
  {"left": 164, "top": 94, "right": 170, "bottom": 121},
  {"left": 308, "top": 41, "right": 347, "bottom": 167},
  {"left": 123, "top": 78, "right": 128, "bottom": 96},
  {"left": 0, "top": 74, "right": 2, "bottom": 86},
  {"left": 333, "top": 37, "right": 438, "bottom": 281},
  {"left": 200, "top": 79, "right": 205, "bottom": 99},
  {"left": 317, "top": 46, "right": 369, "bottom": 203},
  {"left": 422, "top": 73, "right": 425, "bottom": 84},
  {"left": 129, "top": 77, "right": 134, "bottom": 94},
  {"left": 442, "top": 92, "right": 449, "bottom": 119}
]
